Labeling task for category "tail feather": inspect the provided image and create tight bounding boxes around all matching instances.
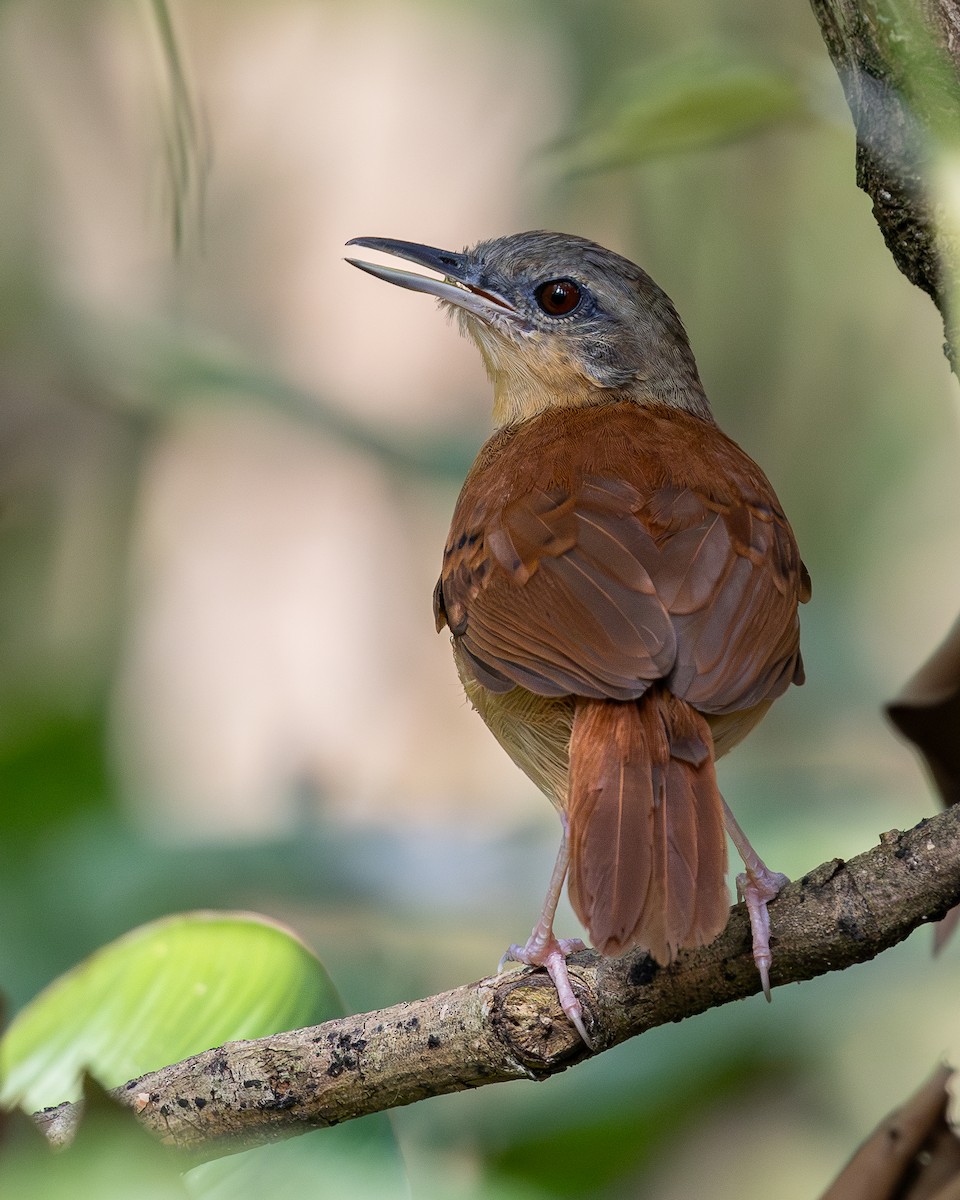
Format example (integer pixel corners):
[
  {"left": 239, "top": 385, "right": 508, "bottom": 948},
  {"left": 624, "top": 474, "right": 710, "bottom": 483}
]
[{"left": 567, "top": 691, "right": 729, "bottom": 962}]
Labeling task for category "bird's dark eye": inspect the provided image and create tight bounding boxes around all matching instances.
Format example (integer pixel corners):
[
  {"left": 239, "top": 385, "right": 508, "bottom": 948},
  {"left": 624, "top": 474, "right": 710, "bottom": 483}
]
[{"left": 534, "top": 278, "right": 582, "bottom": 317}]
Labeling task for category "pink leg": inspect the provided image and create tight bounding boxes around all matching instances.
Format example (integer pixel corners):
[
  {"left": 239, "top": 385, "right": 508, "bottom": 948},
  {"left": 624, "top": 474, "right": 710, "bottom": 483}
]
[
  {"left": 723, "top": 801, "right": 788, "bottom": 1002},
  {"left": 500, "top": 830, "right": 592, "bottom": 1047}
]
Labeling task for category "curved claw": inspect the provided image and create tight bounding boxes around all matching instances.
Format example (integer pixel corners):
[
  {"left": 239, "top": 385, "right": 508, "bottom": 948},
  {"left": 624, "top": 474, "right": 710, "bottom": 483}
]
[
  {"left": 498, "top": 831, "right": 593, "bottom": 1046},
  {"left": 501, "top": 935, "right": 593, "bottom": 1048},
  {"left": 736, "top": 867, "right": 789, "bottom": 1002},
  {"left": 758, "top": 959, "right": 772, "bottom": 1005}
]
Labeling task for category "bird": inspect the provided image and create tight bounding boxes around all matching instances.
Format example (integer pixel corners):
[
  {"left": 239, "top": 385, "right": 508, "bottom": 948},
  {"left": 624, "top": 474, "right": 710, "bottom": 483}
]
[{"left": 345, "top": 231, "right": 810, "bottom": 1046}]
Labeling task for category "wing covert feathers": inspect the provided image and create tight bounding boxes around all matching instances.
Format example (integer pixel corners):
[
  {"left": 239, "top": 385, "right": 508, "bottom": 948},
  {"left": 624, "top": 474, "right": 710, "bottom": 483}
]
[
  {"left": 438, "top": 402, "right": 807, "bottom": 715},
  {"left": 567, "top": 691, "right": 729, "bottom": 961}
]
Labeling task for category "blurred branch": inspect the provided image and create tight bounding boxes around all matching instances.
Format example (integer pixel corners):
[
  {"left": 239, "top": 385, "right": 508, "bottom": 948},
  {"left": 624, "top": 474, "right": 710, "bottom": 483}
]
[
  {"left": 888, "top": 613, "right": 960, "bottom": 810},
  {"left": 888, "top": 616, "right": 960, "bottom": 950},
  {"left": 31, "top": 803, "right": 960, "bottom": 1164},
  {"left": 822, "top": 1065, "right": 960, "bottom": 1199},
  {"left": 808, "top": 0, "right": 960, "bottom": 366}
]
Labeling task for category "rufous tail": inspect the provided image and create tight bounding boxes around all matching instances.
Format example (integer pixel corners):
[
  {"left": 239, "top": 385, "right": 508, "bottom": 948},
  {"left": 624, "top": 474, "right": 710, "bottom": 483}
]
[{"left": 567, "top": 689, "right": 729, "bottom": 962}]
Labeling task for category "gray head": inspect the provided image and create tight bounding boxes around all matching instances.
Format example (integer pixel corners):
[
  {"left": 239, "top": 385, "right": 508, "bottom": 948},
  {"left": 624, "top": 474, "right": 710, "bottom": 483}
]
[{"left": 346, "top": 230, "right": 710, "bottom": 428}]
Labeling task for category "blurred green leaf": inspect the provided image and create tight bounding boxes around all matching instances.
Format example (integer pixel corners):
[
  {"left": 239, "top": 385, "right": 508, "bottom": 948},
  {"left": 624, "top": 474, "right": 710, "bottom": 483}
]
[
  {"left": 0, "top": 911, "right": 341, "bottom": 1113},
  {"left": 1, "top": 912, "right": 408, "bottom": 1195},
  {"left": 0, "top": 1089, "right": 193, "bottom": 1200},
  {"left": 0, "top": 1076, "right": 191, "bottom": 1200},
  {"left": 556, "top": 47, "right": 805, "bottom": 172},
  {"left": 0, "top": 1075, "right": 410, "bottom": 1200}
]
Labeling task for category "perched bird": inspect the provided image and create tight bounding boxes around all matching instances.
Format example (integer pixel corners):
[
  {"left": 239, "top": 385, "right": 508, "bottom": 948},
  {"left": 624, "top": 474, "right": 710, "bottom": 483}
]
[{"left": 346, "top": 232, "right": 810, "bottom": 1045}]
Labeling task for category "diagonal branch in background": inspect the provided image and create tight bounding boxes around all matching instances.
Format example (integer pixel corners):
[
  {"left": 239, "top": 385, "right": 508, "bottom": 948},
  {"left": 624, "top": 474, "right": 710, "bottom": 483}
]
[
  {"left": 888, "top": 616, "right": 960, "bottom": 948},
  {"left": 31, "top": 803, "right": 960, "bottom": 1165},
  {"left": 822, "top": 1064, "right": 960, "bottom": 1199},
  {"left": 889, "top": 614, "right": 960, "bottom": 811}
]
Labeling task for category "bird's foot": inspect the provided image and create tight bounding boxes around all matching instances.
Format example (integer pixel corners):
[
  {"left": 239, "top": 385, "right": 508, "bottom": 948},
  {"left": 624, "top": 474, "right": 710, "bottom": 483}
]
[
  {"left": 500, "top": 931, "right": 592, "bottom": 1047},
  {"left": 735, "top": 864, "right": 789, "bottom": 1002}
]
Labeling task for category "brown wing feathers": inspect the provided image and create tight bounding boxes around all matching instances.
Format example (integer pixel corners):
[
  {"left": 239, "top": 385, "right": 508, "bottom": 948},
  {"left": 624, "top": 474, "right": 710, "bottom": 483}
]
[{"left": 449, "top": 486, "right": 677, "bottom": 700}]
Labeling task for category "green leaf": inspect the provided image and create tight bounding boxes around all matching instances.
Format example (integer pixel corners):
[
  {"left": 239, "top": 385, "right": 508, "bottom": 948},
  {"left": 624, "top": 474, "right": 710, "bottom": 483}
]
[
  {"left": 0, "top": 911, "right": 342, "bottom": 1114},
  {"left": 0, "top": 1077, "right": 192, "bottom": 1200},
  {"left": 557, "top": 47, "right": 805, "bottom": 172},
  {"left": 1, "top": 913, "right": 407, "bottom": 1197}
]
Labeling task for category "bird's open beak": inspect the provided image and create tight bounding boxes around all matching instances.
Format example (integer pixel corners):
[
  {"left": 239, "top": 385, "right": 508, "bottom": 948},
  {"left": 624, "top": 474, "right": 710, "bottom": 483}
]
[{"left": 345, "top": 237, "right": 516, "bottom": 323}]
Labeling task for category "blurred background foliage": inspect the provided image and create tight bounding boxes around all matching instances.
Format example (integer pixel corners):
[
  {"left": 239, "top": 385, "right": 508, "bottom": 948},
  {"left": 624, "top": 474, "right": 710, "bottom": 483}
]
[{"left": 1, "top": 0, "right": 959, "bottom": 1196}]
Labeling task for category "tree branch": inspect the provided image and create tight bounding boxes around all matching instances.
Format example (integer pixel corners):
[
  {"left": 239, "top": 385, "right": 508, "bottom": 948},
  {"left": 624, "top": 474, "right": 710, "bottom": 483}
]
[{"left": 32, "top": 803, "right": 960, "bottom": 1163}]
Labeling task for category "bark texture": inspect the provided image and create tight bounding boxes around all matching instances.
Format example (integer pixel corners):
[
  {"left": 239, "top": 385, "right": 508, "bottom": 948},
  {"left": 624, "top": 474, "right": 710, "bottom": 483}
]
[
  {"left": 32, "top": 803, "right": 960, "bottom": 1163},
  {"left": 809, "top": 0, "right": 960, "bottom": 363}
]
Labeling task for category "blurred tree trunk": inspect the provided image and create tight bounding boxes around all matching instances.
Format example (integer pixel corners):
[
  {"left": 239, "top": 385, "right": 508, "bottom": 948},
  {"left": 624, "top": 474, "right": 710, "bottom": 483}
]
[
  {"left": 810, "top": 0, "right": 960, "bottom": 817},
  {"left": 809, "top": 0, "right": 960, "bottom": 366},
  {"left": 805, "top": 13, "right": 960, "bottom": 1193}
]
